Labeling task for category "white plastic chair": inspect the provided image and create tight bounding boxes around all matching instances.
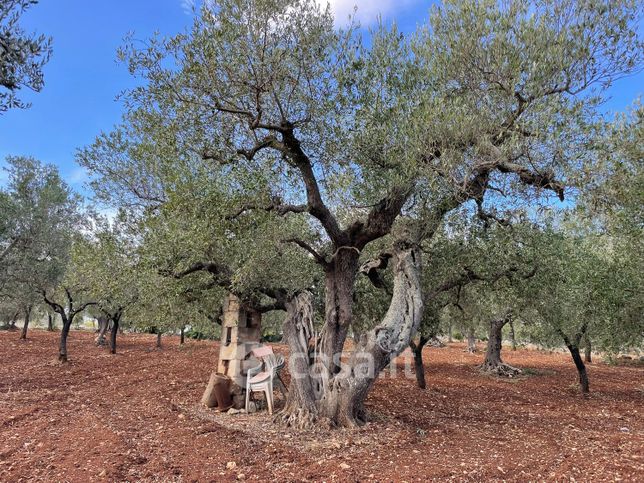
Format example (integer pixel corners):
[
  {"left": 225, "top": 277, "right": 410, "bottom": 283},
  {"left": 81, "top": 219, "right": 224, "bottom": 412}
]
[{"left": 245, "top": 350, "right": 282, "bottom": 414}]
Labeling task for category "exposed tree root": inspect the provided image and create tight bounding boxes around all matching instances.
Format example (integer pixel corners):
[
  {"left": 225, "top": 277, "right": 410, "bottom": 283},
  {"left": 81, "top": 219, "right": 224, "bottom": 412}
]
[
  {"left": 480, "top": 362, "right": 522, "bottom": 377},
  {"left": 427, "top": 336, "right": 445, "bottom": 348},
  {"left": 274, "top": 407, "right": 331, "bottom": 430}
]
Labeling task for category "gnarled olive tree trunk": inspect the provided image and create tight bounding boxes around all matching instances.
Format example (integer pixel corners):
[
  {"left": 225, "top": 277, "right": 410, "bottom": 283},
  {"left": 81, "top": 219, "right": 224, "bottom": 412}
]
[
  {"left": 278, "top": 244, "right": 423, "bottom": 428},
  {"left": 96, "top": 316, "right": 109, "bottom": 346},
  {"left": 480, "top": 312, "right": 521, "bottom": 377}
]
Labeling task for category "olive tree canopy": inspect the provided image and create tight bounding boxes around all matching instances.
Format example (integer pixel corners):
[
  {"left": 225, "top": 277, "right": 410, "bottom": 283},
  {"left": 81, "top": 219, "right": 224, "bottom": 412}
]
[
  {"left": 78, "top": 0, "right": 642, "bottom": 426},
  {"left": 0, "top": 0, "right": 52, "bottom": 112}
]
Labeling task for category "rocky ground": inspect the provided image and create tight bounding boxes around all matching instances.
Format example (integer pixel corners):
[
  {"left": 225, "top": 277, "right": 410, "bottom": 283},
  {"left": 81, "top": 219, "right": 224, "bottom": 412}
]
[{"left": 0, "top": 329, "right": 642, "bottom": 482}]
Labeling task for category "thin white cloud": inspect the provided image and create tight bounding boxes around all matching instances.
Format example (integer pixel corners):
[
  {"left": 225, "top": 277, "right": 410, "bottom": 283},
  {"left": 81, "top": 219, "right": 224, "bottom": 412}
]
[
  {"left": 317, "top": 0, "right": 420, "bottom": 26},
  {"left": 68, "top": 166, "right": 89, "bottom": 185},
  {"left": 181, "top": 1, "right": 421, "bottom": 25},
  {"left": 181, "top": 0, "right": 196, "bottom": 15},
  {"left": 181, "top": 0, "right": 218, "bottom": 16}
]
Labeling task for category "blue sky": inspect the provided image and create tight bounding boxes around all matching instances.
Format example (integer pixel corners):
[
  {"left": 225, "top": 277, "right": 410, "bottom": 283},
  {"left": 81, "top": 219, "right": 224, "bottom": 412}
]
[{"left": 0, "top": 0, "right": 641, "bottom": 192}]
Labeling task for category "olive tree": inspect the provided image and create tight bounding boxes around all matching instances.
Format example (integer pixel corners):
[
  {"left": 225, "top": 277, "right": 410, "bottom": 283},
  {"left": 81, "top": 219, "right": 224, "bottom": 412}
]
[
  {"left": 41, "top": 237, "right": 97, "bottom": 362},
  {"left": 71, "top": 213, "right": 141, "bottom": 353},
  {"left": 78, "top": 0, "right": 641, "bottom": 427},
  {"left": 394, "top": 214, "right": 538, "bottom": 387},
  {"left": 0, "top": 0, "right": 52, "bottom": 112},
  {"left": 0, "top": 157, "right": 80, "bottom": 340}
]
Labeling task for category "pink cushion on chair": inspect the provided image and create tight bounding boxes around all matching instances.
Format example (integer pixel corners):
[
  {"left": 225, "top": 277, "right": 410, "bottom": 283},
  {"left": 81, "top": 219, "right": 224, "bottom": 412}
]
[
  {"left": 249, "top": 371, "right": 271, "bottom": 384},
  {"left": 251, "top": 345, "right": 274, "bottom": 358}
]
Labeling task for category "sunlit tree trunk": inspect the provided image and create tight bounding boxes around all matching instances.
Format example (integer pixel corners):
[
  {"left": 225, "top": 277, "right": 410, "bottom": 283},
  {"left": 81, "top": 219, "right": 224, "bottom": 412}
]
[
  {"left": 96, "top": 316, "right": 109, "bottom": 346},
  {"left": 466, "top": 328, "right": 477, "bottom": 353},
  {"left": 19, "top": 305, "right": 32, "bottom": 340},
  {"left": 481, "top": 313, "right": 521, "bottom": 376}
]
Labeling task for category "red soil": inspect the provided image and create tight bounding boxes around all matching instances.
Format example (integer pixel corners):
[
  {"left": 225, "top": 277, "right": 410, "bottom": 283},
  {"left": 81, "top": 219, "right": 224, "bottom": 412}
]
[{"left": 0, "top": 330, "right": 642, "bottom": 482}]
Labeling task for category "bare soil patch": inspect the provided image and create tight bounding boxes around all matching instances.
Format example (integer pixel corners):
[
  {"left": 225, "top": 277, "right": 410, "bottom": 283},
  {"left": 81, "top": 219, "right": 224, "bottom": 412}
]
[{"left": 0, "top": 330, "right": 642, "bottom": 481}]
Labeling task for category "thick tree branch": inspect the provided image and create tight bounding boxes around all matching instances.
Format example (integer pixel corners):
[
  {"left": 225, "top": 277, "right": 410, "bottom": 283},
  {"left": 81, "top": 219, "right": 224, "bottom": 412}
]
[
  {"left": 427, "top": 264, "right": 536, "bottom": 301},
  {"left": 348, "top": 185, "right": 414, "bottom": 249},
  {"left": 282, "top": 238, "right": 328, "bottom": 266},
  {"left": 495, "top": 160, "right": 565, "bottom": 201},
  {"left": 236, "top": 135, "right": 286, "bottom": 161},
  {"left": 359, "top": 252, "right": 393, "bottom": 289},
  {"left": 170, "top": 261, "right": 232, "bottom": 281},
  {"left": 41, "top": 290, "right": 64, "bottom": 316},
  {"left": 72, "top": 301, "right": 97, "bottom": 317},
  {"left": 476, "top": 198, "right": 510, "bottom": 227},
  {"left": 226, "top": 197, "right": 307, "bottom": 220},
  {"left": 164, "top": 260, "right": 289, "bottom": 313},
  {"left": 280, "top": 126, "right": 344, "bottom": 244}
]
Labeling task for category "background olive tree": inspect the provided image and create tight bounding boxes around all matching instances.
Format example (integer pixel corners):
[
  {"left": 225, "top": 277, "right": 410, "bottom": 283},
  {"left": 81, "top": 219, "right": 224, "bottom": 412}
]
[{"left": 0, "top": 157, "right": 81, "bottom": 340}]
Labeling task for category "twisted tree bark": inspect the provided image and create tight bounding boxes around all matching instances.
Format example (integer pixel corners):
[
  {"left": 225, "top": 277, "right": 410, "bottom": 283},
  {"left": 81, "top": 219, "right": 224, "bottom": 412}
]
[
  {"left": 278, "top": 244, "right": 423, "bottom": 428},
  {"left": 318, "top": 248, "right": 360, "bottom": 375},
  {"left": 480, "top": 312, "right": 521, "bottom": 377},
  {"left": 96, "top": 316, "right": 109, "bottom": 346}
]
